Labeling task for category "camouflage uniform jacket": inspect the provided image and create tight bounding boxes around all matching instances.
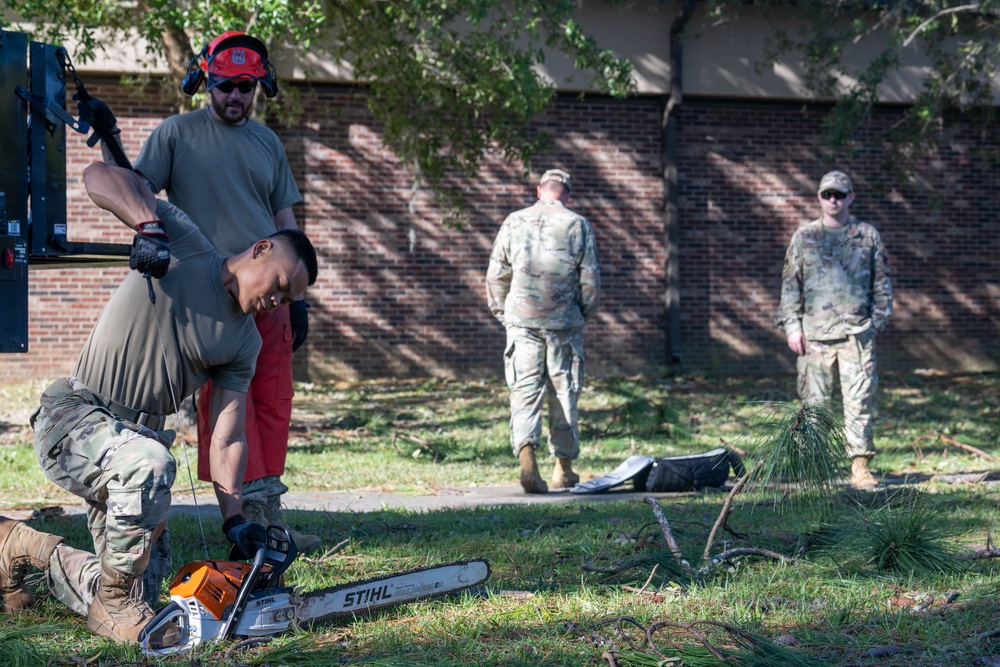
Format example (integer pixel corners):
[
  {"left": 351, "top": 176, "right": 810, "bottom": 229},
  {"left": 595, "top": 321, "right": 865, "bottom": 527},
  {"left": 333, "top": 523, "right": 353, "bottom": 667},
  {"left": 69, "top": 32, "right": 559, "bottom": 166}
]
[
  {"left": 777, "top": 217, "right": 893, "bottom": 341},
  {"left": 486, "top": 199, "right": 600, "bottom": 330}
]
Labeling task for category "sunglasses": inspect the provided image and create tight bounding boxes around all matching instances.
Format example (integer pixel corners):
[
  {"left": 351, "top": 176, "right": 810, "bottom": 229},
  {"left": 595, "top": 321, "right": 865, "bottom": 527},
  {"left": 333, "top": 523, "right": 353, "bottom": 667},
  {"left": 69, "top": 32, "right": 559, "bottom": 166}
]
[
  {"left": 820, "top": 190, "right": 849, "bottom": 201},
  {"left": 216, "top": 80, "right": 256, "bottom": 94}
]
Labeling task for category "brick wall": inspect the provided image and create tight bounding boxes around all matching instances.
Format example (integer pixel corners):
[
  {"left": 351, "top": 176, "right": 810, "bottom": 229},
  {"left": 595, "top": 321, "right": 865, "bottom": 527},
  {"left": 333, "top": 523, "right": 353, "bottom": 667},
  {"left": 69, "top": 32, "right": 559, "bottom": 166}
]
[
  {"left": 282, "top": 85, "right": 666, "bottom": 380},
  {"left": 1, "top": 84, "right": 997, "bottom": 382},
  {"left": 674, "top": 99, "right": 1000, "bottom": 374},
  {"left": 0, "top": 81, "right": 668, "bottom": 382}
]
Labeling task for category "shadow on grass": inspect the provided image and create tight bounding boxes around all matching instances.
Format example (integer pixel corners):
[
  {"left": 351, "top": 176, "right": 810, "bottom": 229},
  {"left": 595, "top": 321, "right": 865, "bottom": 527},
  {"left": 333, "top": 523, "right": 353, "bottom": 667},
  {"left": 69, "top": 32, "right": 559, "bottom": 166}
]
[{"left": 12, "top": 478, "right": 1000, "bottom": 665}]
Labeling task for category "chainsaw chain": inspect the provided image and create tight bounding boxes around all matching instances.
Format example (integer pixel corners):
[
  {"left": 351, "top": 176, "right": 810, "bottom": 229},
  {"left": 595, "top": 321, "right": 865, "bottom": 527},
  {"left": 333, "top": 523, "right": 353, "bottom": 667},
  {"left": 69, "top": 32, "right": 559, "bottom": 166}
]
[{"left": 295, "top": 558, "right": 490, "bottom": 624}]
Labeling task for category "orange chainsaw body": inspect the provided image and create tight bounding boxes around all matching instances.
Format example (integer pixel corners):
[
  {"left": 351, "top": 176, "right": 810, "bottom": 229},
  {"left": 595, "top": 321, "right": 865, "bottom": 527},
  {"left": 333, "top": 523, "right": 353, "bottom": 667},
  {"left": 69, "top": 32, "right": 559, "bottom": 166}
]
[{"left": 168, "top": 560, "right": 276, "bottom": 620}]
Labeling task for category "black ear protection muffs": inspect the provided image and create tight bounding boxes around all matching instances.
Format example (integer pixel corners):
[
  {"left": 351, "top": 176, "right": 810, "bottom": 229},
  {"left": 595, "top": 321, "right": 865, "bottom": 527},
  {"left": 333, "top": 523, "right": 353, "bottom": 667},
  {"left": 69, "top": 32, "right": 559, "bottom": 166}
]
[
  {"left": 180, "top": 46, "right": 208, "bottom": 96},
  {"left": 180, "top": 32, "right": 279, "bottom": 99}
]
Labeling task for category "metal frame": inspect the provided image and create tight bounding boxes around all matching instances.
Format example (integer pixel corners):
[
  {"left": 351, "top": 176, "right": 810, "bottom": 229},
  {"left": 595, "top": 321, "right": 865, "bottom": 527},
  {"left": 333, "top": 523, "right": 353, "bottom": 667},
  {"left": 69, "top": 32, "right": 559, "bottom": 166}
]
[{"left": 1, "top": 30, "right": 129, "bottom": 352}]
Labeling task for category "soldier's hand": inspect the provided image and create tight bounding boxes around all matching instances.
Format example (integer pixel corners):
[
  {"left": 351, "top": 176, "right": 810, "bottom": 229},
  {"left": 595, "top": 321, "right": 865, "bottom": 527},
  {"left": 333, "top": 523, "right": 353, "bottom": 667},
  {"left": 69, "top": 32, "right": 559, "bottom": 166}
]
[
  {"left": 223, "top": 515, "right": 269, "bottom": 560},
  {"left": 129, "top": 221, "right": 170, "bottom": 279},
  {"left": 786, "top": 332, "right": 806, "bottom": 356}
]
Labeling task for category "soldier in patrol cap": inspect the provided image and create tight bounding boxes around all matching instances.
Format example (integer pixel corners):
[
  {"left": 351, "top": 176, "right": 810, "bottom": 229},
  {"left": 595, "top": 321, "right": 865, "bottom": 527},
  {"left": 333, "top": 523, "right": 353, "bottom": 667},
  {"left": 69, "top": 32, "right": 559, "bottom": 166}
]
[
  {"left": 487, "top": 168, "right": 601, "bottom": 493},
  {"left": 776, "top": 169, "right": 893, "bottom": 489}
]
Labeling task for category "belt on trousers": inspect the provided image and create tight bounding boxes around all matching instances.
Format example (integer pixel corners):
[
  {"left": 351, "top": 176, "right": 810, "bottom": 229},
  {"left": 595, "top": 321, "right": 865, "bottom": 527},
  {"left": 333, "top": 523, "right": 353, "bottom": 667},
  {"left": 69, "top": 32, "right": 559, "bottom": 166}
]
[
  {"left": 104, "top": 398, "right": 167, "bottom": 432},
  {"left": 71, "top": 379, "right": 167, "bottom": 432}
]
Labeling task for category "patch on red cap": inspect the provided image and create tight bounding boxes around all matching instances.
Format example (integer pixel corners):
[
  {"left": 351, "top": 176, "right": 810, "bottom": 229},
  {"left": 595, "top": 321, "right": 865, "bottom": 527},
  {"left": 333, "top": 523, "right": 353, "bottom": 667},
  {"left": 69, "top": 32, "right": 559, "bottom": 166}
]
[{"left": 208, "top": 46, "right": 266, "bottom": 80}]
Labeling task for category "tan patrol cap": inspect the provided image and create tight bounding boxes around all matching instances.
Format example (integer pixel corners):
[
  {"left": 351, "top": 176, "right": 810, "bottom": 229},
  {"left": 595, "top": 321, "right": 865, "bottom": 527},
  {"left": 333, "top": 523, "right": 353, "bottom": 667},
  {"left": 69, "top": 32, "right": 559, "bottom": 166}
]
[
  {"left": 818, "top": 170, "right": 853, "bottom": 194},
  {"left": 539, "top": 168, "right": 572, "bottom": 190}
]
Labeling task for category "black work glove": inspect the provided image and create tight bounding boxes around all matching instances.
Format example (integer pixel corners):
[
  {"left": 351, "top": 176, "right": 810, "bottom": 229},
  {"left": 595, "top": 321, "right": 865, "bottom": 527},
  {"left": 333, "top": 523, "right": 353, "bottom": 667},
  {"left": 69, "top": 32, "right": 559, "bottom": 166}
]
[
  {"left": 289, "top": 300, "right": 309, "bottom": 352},
  {"left": 129, "top": 221, "right": 170, "bottom": 279},
  {"left": 223, "top": 515, "right": 269, "bottom": 560},
  {"left": 73, "top": 93, "right": 118, "bottom": 148}
]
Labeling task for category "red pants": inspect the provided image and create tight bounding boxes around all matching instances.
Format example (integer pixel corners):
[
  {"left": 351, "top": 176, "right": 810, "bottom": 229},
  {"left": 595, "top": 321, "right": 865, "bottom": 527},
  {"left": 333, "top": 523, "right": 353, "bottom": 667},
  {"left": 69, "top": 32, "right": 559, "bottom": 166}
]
[{"left": 197, "top": 306, "right": 293, "bottom": 483}]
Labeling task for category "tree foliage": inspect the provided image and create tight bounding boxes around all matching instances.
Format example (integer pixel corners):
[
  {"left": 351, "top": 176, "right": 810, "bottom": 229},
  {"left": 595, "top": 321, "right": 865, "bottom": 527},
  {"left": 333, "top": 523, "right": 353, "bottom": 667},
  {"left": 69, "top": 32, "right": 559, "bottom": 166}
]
[
  {"left": 2, "top": 0, "right": 634, "bottom": 222},
  {"left": 704, "top": 0, "right": 1000, "bottom": 175}
]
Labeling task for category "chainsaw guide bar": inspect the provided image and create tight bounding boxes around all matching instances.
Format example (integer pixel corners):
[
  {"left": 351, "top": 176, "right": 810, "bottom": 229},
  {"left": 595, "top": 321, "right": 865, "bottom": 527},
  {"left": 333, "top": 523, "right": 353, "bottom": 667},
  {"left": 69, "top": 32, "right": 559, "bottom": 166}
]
[{"left": 297, "top": 558, "right": 491, "bottom": 623}]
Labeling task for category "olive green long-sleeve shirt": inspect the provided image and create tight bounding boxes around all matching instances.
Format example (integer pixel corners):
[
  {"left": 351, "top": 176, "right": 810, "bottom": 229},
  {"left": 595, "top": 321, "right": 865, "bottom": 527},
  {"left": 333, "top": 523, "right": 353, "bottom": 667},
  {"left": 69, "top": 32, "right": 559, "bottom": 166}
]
[{"left": 777, "top": 217, "right": 893, "bottom": 341}]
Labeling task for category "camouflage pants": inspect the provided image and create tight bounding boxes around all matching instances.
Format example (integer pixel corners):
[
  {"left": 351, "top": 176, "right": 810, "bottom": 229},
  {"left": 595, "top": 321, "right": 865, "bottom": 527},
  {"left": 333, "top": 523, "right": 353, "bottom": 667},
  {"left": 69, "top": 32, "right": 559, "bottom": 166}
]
[
  {"left": 242, "top": 475, "right": 288, "bottom": 505},
  {"left": 797, "top": 330, "right": 879, "bottom": 458},
  {"left": 31, "top": 378, "right": 176, "bottom": 614},
  {"left": 504, "top": 326, "right": 584, "bottom": 459}
]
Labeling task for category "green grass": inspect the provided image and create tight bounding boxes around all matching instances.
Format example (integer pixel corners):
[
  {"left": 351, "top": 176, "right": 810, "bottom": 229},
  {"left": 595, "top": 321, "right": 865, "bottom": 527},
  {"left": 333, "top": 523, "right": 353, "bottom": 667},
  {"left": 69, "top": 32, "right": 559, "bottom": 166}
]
[{"left": 1, "top": 371, "right": 1000, "bottom": 665}]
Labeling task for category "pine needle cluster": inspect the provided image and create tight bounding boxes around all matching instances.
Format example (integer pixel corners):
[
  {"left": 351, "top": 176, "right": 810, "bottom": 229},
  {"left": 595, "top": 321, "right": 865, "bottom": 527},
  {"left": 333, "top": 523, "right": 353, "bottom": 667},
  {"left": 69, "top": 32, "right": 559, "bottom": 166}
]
[
  {"left": 243, "top": 635, "right": 339, "bottom": 666},
  {"left": 821, "top": 494, "right": 965, "bottom": 576},
  {"left": 731, "top": 633, "right": 826, "bottom": 667},
  {"left": 741, "top": 402, "right": 849, "bottom": 504},
  {"left": 0, "top": 624, "right": 64, "bottom": 667}
]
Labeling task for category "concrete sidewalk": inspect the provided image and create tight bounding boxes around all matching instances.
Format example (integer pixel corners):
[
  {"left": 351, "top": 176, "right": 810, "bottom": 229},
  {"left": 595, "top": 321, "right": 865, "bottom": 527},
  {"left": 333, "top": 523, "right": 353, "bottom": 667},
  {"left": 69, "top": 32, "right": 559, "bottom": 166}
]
[
  {"left": 174, "top": 484, "right": 691, "bottom": 514},
  {"left": 3, "top": 484, "right": 693, "bottom": 522},
  {"left": 6, "top": 470, "right": 986, "bottom": 522}
]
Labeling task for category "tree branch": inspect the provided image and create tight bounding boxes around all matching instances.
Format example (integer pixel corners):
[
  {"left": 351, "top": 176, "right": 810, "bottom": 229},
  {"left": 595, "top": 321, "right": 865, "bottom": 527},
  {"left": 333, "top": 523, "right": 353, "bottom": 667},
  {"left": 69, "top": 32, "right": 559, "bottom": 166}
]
[
  {"left": 903, "top": 4, "right": 982, "bottom": 48},
  {"left": 939, "top": 433, "right": 996, "bottom": 461},
  {"left": 642, "top": 497, "right": 691, "bottom": 573},
  {"left": 959, "top": 548, "right": 1000, "bottom": 560},
  {"left": 703, "top": 460, "right": 763, "bottom": 563}
]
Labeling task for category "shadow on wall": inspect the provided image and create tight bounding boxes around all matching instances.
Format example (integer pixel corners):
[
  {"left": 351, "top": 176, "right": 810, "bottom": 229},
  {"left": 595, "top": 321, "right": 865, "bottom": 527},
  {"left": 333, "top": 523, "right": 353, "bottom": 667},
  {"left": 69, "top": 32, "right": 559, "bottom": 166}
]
[
  {"left": 3, "top": 84, "right": 997, "bottom": 384},
  {"left": 674, "top": 100, "right": 1000, "bottom": 375},
  {"left": 280, "top": 87, "right": 668, "bottom": 382}
]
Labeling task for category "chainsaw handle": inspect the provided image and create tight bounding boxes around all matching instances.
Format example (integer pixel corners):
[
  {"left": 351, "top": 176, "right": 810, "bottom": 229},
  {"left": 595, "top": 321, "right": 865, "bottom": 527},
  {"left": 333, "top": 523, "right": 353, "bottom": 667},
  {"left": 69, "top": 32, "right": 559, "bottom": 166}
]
[
  {"left": 139, "top": 600, "right": 187, "bottom": 654},
  {"left": 220, "top": 547, "right": 267, "bottom": 641},
  {"left": 260, "top": 525, "right": 297, "bottom": 586}
]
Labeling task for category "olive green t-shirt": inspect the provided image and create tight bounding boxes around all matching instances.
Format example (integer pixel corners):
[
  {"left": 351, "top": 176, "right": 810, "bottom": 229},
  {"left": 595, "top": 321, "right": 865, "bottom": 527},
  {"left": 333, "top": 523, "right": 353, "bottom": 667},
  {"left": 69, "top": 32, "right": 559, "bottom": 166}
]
[
  {"left": 134, "top": 108, "right": 302, "bottom": 256},
  {"left": 73, "top": 199, "right": 262, "bottom": 416}
]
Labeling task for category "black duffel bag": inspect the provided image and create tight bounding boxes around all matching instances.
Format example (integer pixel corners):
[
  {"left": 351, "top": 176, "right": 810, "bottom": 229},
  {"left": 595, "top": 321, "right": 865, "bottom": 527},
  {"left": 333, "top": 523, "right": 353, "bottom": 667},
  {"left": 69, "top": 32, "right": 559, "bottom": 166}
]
[{"left": 634, "top": 447, "right": 744, "bottom": 492}]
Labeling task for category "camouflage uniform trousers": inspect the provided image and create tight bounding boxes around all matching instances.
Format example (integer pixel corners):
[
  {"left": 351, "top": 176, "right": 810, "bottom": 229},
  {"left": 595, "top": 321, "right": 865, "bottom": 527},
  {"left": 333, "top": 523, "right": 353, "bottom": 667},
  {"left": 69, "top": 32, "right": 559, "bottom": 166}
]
[
  {"left": 31, "top": 378, "right": 176, "bottom": 616},
  {"left": 242, "top": 475, "right": 289, "bottom": 504},
  {"left": 504, "top": 325, "right": 585, "bottom": 459},
  {"left": 796, "top": 329, "right": 879, "bottom": 458}
]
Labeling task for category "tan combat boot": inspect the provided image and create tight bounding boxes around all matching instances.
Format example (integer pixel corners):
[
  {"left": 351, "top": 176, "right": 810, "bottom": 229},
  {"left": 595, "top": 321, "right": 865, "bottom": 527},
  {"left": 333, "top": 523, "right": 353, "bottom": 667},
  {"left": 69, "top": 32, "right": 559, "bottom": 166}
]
[
  {"left": 518, "top": 445, "right": 548, "bottom": 494},
  {"left": 242, "top": 498, "right": 268, "bottom": 526},
  {"left": 87, "top": 562, "right": 179, "bottom": 648},
  {"left": 265, "top": 495, "right": 323, "bottom": 554},
  {"left": 551, "top": 458, "right": 580, "bottom": 490},
  {"left": 850, "top": 456, "right": 878, "bottom": 490},
  {"left": 0, "top": 516, "right": 62, "bottom": 612}
]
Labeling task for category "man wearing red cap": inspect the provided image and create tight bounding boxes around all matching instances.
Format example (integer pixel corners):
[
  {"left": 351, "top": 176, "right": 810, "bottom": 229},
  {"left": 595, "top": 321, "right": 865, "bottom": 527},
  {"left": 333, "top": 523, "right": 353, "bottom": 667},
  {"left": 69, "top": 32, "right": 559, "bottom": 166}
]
[{"left": 134, "top": 32, "right": 320, "bottom": 551}]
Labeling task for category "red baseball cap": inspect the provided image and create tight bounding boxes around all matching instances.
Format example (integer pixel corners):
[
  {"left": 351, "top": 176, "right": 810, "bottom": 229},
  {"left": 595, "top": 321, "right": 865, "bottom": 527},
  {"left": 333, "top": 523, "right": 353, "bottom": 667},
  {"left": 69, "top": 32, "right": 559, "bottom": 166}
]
[{"left": 202, "top": 32, "right": 277, "bottom": 96}]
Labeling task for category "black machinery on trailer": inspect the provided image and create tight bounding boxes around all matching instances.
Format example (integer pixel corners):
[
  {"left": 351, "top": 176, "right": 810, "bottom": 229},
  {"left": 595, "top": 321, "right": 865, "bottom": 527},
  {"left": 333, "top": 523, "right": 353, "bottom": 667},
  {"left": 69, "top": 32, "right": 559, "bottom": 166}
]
[{"left": 0, "top": 29, "right": 129, "bottom": 353}]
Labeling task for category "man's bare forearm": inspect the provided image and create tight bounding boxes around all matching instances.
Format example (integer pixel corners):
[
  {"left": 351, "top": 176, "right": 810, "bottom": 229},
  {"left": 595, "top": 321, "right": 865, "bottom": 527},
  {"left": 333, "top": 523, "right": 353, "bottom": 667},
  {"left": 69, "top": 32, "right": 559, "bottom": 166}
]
[
  {"left": 208, "top": 387, "right": 250, "bottom": 522},
  {"left": 210, "top": 437, "right": 247, "bottom": 521},
  {"left": 82, "top": 162, "right": 158, "bottom": 229}
]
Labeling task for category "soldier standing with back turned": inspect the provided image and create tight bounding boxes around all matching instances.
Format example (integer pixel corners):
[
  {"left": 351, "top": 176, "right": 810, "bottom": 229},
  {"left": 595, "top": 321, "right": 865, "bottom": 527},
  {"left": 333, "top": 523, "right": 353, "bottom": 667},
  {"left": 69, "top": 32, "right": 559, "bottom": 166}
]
[
  {"left": 777, "top": 170, "right": 893, "bottom": 489},
  {"left": 487, "top": 169, "right": 601, "bottom": 494}
]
